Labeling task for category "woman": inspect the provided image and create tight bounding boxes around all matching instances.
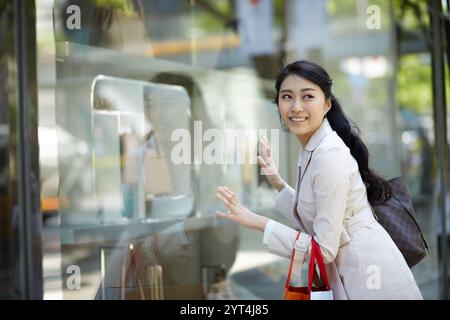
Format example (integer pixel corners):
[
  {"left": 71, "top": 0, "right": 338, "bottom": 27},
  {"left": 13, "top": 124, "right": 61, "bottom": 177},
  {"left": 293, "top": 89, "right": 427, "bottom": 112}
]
[{"left": 216, "top": 60, "right": 423, "bottom": 300}]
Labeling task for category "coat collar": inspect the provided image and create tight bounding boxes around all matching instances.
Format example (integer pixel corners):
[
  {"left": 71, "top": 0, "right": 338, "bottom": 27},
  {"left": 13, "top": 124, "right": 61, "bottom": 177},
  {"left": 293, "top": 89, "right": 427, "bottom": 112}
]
[{"left": 297, "top": 118, "right": 333, "bottom": 166}]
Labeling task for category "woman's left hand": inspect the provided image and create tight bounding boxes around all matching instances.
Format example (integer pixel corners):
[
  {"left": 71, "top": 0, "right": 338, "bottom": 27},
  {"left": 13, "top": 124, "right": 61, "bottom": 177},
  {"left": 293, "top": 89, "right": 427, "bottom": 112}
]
[{"left": 216, "top": 186, "right": 269, "bottom": 232}]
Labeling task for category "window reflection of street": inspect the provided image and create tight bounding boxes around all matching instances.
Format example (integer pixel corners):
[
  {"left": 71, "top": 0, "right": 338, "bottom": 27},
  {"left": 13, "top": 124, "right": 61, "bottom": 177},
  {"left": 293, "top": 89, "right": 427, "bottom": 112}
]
[{"left": 31, "top": 0, "right": 450, "bottom": 300}]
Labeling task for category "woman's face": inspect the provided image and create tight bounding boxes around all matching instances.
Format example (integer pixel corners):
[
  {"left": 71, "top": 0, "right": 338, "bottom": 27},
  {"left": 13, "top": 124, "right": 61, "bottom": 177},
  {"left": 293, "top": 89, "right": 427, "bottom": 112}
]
[{"left": 278, "top": 75, "right": 331, "bottom": 146}]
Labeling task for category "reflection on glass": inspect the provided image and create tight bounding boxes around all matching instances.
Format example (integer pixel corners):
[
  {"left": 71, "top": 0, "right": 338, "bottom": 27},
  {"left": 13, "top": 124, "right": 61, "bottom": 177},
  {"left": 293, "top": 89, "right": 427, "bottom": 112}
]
[
  {"left": 33, "top": 0, "right": 446, "bottom": 300},
  {"left": 59, "top": 75, "right": 194, "bottom": 227}
]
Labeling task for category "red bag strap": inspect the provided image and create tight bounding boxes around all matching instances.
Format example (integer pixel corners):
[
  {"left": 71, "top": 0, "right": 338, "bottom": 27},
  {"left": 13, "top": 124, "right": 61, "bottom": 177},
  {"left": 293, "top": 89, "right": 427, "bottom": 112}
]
[
  {"left": 124, "top": 245, "right": 146, "bottom": 299},
  {"left": 285, "top": 231, "right": 302, "bottom": 288},
  {"left": 308, "top": 238, "right": 331, "bottom": 293}
]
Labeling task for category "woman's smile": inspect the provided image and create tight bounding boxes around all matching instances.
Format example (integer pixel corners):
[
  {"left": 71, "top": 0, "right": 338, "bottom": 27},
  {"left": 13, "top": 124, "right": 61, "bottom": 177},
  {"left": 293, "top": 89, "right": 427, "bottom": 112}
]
[{"left": 288, "top": 115, "right": 309, "bottom": 123}]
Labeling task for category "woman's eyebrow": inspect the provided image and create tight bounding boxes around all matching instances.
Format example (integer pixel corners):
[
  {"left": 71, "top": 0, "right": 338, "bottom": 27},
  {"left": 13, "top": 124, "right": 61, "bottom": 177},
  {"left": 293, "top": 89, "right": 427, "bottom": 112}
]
[
  {"left": 300, "top": 88, "right": 316, "bottom": 92},
  {"left": 280, "top": 88, "right": 316, "bottom": 93}
]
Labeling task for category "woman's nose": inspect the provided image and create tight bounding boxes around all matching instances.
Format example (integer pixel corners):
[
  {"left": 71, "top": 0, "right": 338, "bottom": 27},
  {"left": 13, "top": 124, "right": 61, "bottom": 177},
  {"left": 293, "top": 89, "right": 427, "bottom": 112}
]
[{"left": 291, "top": 99, "right": 304, "bottom": 111}]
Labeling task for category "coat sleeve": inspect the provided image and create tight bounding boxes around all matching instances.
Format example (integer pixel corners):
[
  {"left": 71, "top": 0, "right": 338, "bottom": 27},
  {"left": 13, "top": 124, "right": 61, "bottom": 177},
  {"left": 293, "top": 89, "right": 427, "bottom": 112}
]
[{"left": 263, "top": 219, "right": 311, "bottom": 259}]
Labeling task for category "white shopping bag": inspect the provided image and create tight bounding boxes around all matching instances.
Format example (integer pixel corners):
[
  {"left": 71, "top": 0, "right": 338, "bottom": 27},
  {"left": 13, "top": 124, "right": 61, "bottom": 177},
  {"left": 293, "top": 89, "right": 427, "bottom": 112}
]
[{"left": 311, "top": 290, "right": 334, "bottom": 300}]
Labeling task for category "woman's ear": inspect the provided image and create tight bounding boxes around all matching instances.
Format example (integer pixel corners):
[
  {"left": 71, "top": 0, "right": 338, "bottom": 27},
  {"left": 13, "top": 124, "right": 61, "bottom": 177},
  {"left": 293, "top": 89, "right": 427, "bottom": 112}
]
[{"left": 324, "top": 98, "right": 332, "bottom": 115}]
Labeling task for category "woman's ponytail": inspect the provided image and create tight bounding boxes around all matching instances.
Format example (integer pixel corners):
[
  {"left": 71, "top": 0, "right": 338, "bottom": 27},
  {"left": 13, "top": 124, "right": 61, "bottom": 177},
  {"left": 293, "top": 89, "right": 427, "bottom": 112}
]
[{"left": 326, "top": 95, "right": 391, "bottom": 205}]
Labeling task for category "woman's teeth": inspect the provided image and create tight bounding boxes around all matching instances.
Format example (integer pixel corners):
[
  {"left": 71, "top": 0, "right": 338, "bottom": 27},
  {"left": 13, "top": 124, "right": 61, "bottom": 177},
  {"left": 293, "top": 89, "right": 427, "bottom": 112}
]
[{"left": 289, "top": 117, "right": 307, "bottom": 122}]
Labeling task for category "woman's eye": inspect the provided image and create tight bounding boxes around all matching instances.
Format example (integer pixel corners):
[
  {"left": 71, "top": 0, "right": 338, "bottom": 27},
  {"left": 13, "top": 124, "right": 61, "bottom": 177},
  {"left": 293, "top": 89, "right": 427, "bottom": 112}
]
[
  {"left": 303, "top": 95, "right": 314, "bottom": 100},
  {"left": 281, "top": 95, "right": 291, "bottom": 99}
]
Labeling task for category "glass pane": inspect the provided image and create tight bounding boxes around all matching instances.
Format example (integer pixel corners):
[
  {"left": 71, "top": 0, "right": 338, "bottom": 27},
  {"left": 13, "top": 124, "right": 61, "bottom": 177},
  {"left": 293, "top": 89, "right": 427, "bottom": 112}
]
[
  {"left": 396, "top": 53, "right": 440, "bottom": 298},
  {"left": 35, "top": 0, "right": 446, "bottom": 300}
]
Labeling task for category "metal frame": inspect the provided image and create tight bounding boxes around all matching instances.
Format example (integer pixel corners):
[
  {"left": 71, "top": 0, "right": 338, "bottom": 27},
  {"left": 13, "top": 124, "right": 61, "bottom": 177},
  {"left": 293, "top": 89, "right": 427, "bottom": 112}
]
[
  {"left": 13, "top": 0, "right": 42, "bottom": 299},
  {"left": 430, "top": 0, "right": 449, "bottom": 300}
]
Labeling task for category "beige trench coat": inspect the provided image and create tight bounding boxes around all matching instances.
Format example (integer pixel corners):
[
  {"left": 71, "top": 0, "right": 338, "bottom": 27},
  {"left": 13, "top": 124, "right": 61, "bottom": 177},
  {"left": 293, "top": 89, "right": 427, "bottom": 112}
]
[{"left": 263, "top": 118, "right": 423, "bottom": 299}]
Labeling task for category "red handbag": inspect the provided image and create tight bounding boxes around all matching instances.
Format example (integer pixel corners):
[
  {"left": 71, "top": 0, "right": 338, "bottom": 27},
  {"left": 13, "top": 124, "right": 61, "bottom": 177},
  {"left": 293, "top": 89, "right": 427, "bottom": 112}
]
[{"left": 284, "top": 235, "right": 333, "bottom": 300}]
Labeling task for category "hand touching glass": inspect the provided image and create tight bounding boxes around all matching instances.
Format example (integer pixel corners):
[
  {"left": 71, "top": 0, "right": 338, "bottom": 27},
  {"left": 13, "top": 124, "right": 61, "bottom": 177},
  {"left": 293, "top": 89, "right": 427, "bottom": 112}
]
[
  {"left": 215, "top": 186, "right": 268, "bottom": 232},
  {"left": 257, "top": 137, "right": 286, "bottom": 192}
]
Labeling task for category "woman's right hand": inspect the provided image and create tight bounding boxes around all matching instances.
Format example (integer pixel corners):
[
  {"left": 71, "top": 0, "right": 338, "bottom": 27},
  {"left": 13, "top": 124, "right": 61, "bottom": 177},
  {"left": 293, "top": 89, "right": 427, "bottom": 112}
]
[{"left": 257, "top": 137, "right": 286, "bottom": 192}]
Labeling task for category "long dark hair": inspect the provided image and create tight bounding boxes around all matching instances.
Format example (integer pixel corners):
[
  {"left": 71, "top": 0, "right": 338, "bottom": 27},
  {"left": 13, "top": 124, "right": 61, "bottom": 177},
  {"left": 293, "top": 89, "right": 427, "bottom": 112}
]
[{"left": 274, "top": 60, "right": 391, "bottom": 206}]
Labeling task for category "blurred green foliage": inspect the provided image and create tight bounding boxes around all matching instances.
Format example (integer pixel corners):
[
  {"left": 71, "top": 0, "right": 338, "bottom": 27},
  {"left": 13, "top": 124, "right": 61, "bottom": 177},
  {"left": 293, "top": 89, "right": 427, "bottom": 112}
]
[
  {"left": 394, "top": 0, "right": 448, "bottom": 114},
  {"left": 397, "top": 54, "right": 450, "bottom": 114},
  {"left": 397, "top": 54, "right": 432, "bottom": 113},
  {"left": 194, "top": 0, "right": 286, "bottom": 34},
  {"left": 393, "top": 0, "right": 429, "bottom": 31},
  {"left": 95, "top": 0, "right": 135, "bottom": 16},
  {"left": 194, "top": 0, "right": 231, "bottom": 34}
]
